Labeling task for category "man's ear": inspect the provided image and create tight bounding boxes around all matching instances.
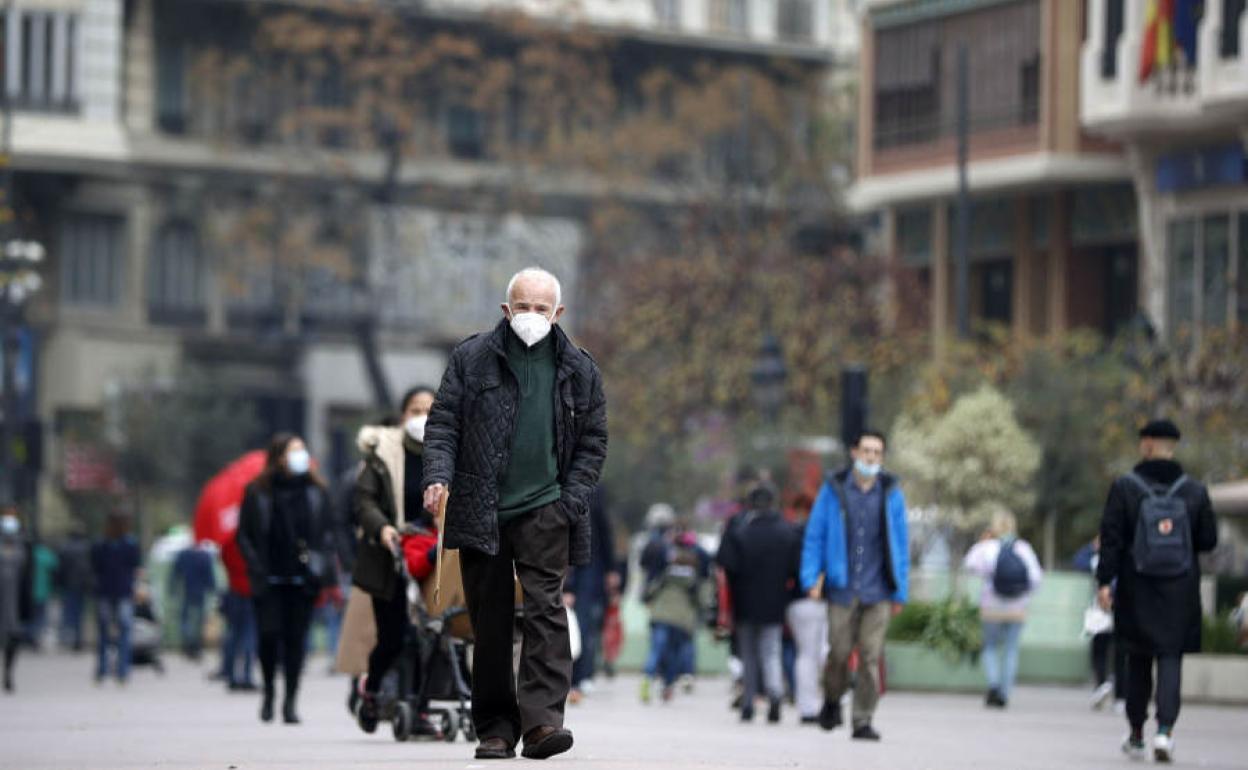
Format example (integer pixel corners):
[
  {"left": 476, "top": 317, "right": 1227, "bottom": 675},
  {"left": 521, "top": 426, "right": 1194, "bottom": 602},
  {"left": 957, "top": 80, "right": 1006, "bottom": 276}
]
[
  {"left": 553, "top": 305, "right": 566, "bottom": 323},
  {"left": 501, "top": 303, "right": 512, "bottom": 319}
]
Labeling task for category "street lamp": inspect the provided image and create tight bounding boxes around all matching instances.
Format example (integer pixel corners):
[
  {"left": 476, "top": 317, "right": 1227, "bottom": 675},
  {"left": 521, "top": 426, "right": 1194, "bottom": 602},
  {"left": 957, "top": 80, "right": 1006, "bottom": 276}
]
[
  {"left": 750, "top": 331, "right": 788, "bottom": 425},
  {"left": 0, "top": 238, "right": 45, "bottom": 508}
]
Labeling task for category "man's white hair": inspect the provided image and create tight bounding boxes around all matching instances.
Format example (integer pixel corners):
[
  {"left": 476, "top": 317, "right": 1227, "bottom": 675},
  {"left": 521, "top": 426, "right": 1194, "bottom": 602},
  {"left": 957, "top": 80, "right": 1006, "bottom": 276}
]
[{"left": 505, "top": 267, "right": 562, "bottom": 308}]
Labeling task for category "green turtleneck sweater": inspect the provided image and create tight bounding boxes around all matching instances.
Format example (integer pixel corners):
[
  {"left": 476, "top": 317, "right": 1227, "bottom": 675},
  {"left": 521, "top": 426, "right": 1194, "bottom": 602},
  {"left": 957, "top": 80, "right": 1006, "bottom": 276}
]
[{"left": 496, "top": 329, "right": 562, "bottom": 522}]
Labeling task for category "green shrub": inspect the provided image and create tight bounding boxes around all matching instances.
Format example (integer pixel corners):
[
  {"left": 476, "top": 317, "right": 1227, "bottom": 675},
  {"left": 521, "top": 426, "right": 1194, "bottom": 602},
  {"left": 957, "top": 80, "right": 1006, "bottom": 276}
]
[
  {"left": 887, "top": 597, "right": 982, "bottom": 663},
  {"left": 1202, "top": 613, "right": 1247, "bottom": 655}
]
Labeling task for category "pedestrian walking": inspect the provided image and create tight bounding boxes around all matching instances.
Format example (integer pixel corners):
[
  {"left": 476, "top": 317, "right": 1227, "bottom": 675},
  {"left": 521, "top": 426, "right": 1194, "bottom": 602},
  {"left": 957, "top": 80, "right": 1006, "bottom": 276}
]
[
  {"left": 716, "top": 483, "right": 800, "bottom": 724},
  {"left": 349, "top": 385, "right": 441, "bottom": 736},
  {"left": 90, "top": 511, "right": 142, "bottom": 685},
  {"left": 962, "top": 510, "right": 1043, "bottom": 708},
  {"left": 56, "top": 529, "right": 92, "bottom": 652},
  {"left": 1073, "top": 535, "right": 1125, "bottom": 712},
  {"left": 422, "top": 267, "right": 608, "bottom": 761},
  {"left": 785, "top": 494, "right": 828, "bottom": 725},
  {"left": 565, "top": 485, "right": 616, "bottom": 704},
  {"left": 0, "top": 507, "right": 33, "bottom": 693},
  {"left": 26, "top": 540, "right": 57, "bottom": 649},
  {"left": 640, "top": 529, "right": 703, "bottom": 704},
  {"left": 218, "top": 535, "right": 257, "bottom": 691},
  {"left": 800, "top": 430, "right": 909, "bottom": 741},
  {"left": 170, "top": 541, "right": 217, "bottom": 659},
  {"left": 236, "top": 433, "right": 334, "bottom": 725},
  {"left": 1096, "top": 419, "right": 1217, "bottom": 763}
]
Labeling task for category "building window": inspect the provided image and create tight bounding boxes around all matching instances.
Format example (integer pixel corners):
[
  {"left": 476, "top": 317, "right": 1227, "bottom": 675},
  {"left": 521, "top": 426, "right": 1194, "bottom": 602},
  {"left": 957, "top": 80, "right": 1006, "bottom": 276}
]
[
  {"left": 155, "top": 35, "right": 188, "bottom": 135},
  {"left": 709, "top": 0, "right": 748, "bottom": 35},
  {"left": 148, "top": 221, "right": 207, "bottom": 325},
  {"left": 60, "top": 213, "right": 125, "bottom": 307},
  {"left": 980, "top": 259, "right": 1013, "bottom": 326},
  {"left": 777, "top": 0, "right": 813, "bottom": 42},
  {"left": 1073, "top": 184, "right": 1137, "bottom": 246},
  {"left": 1222, "top": 0, "right": 1246, "bottom": 59},
  {"left": 873, "top": 0, "right": 1041, "bottom": 150},
  {"left": 446, "top": 104, "right": 485, "bottom": 160},
  {"left": 2, "top": 10, "right": 78, "bottom": 113},
  {"left": 897, "top": 206, "right": 932, "bottom": 267},
  {"left": 1102, "top": 0, "right": 1124, "bottom": 77},
  {"left": 1167, "top": 213, "right": 1247, "bottom": 335},
  {"left": 654, "top": 0, "right": 681, "bottom": 29}
]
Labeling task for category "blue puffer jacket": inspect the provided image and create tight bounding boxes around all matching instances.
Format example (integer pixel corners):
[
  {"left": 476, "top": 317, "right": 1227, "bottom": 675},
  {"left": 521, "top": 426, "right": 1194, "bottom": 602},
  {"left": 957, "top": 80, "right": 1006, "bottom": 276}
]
[{"left": 800, "top": 470, "right": 909, "bottom": 604}]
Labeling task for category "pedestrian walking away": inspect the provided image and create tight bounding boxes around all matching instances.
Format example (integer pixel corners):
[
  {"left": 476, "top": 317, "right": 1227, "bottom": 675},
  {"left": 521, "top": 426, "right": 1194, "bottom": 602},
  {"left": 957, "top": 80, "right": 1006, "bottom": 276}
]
[
  {"left": 422, "top": 267, "right": 608, "bottom": 761},
  {"left": 348, "top": 385, "right": 442, "bottom": 737},
  {"left": 962, "top": 509, "right": 1044, "bottom": 708},
  {"left": 640, "top": 526, "right": 703, "bottom": 704},
  {"left": 170, "top": 540, "right": 217, "bottom": 659},
  {"left": 56, "top": 529, "right": 92, "bottom": 652},
  {"left": 90, "top": 511, "right": 142, "bottom": 685},
  {"left": 716, "top": 483, "right": 800, "bottom": 724},
  {"left": 236, "top": 433, "right": 335, "bottom": 725},
  {"left": 1096, "top": 419, "right": 1217, "bottom": 764},
  {"left": 785, "top": 494, "right": 828, "bottom": 725},
  {"left": 564, "top": 485, "right": 616, "bottom": 704},
  {"left": 1073, "top": 534, "right": 1125, "bottom": 712},
  {"left": 800, "top": 430, "right": 909, "bottom": 742},
  {"left": 0, "top": 507, "right": 33, "bottom": 693}
]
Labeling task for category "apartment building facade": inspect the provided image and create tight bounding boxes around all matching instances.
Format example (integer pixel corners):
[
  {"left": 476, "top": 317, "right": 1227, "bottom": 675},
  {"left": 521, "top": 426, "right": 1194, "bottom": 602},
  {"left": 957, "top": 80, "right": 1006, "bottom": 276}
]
[
  {"left": 5, "top": 0, "right": 855, "bottom": 526},
  {"left": 850, "top": 0, "right": 1139, "bottom": 348}
]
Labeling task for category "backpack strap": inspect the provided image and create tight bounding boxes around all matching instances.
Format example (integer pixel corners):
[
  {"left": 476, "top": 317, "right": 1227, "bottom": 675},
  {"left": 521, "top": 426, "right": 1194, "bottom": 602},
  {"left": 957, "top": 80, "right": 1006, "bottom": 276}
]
[
  {"left": 1163, "top": 474, "right": 1189, "bottom": 499},
  {"left": 1124, "top": 473, "right": 1160, "bottom": 498}
]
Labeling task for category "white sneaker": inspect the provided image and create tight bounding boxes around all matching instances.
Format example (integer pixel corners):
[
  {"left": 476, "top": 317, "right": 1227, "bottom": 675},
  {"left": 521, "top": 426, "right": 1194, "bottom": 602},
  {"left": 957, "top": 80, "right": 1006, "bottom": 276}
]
[
  {"left": 1121, "top": 735, "right": 1146, "bottom": 761},
  {"left": 1153, "top": 734, "right": 1174, "bottom": 763},
  {"left": 1090, "top": 682, "right": 1114, "bottom": 710},
  {"left": 1113, "top": 700, "right": 1127, "bottom": 716}
]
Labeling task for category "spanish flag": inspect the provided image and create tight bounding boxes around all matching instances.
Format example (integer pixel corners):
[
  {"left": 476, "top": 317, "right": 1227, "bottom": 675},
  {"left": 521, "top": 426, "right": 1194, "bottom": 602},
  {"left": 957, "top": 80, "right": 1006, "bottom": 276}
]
[{"left": 1139, "top": 0, "right": 1176, "bottom": 82}]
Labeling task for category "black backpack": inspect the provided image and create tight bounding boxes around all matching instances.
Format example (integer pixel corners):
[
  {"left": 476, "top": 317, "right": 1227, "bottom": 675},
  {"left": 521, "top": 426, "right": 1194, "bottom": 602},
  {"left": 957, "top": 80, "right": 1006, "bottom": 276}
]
[
  {"left": 1124, "top": 473, "right": 1193, "bottom": 578},
  {"left": 992, "top": 537, "right": 1031, "bottom": 598}
]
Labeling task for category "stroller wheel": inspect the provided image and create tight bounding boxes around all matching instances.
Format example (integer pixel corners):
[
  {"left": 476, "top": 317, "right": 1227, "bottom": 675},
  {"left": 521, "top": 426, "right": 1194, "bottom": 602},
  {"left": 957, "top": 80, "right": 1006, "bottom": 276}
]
[
  {"left": 440, "top": 710, "right": 458, "bottom": 742},
  {"left": 459, "top": 710, "right": 476, "bottom": 742},
  {"left": 392, "top": 702, "right": 412, "bottom": 742},
  {"left": 355, "top": 699, "right": 379, "bottom": 734}
]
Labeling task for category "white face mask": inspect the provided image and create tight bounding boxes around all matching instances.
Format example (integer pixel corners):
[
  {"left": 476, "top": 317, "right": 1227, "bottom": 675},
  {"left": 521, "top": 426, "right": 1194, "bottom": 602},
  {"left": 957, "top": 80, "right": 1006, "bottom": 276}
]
[
  {"left": 0, "top": 517, "right": 18, "bottom": 536},
  {"left": 405, "top": 415, "right": 428, "bottom": 443},
  {"left": 286, "top": 448, "right": 311, "bottom": 475},
  {"left": 854, "top": 459, "right": 882, "bottom": 478},
  {"left": 508, "top": 307, "right": 555, "bottom": 347}
]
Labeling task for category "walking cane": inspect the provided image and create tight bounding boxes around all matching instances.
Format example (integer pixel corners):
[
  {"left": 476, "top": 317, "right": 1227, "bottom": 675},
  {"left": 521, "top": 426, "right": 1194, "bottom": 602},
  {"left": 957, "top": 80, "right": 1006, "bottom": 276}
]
[{"left": 433, "top": 488, "right": 449, "bottom": 605}]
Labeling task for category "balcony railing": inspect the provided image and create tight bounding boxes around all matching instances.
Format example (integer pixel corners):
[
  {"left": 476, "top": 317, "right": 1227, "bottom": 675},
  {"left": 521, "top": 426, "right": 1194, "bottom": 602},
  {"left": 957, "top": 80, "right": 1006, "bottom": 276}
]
[{"left": 1083, "top": 0, "right": 1248, "bottom": 131}]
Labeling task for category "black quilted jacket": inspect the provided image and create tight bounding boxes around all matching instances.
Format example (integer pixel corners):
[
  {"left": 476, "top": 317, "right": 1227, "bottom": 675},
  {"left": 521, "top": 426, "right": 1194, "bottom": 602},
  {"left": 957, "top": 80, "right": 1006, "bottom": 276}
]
[{"left": 422, "top": 319, "right": 608, "bottom": 566}]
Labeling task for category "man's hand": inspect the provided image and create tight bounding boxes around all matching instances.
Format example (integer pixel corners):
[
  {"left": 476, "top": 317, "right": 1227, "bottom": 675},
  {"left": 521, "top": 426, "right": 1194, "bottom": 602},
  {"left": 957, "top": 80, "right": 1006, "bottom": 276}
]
[
  {"left": 563, "top": 592, "right": 576, "bottom": 609},
  {"left": 891, "top": 602, "right": 904, "bottom": 617},
  {"left": 807, "top": 587, "right": 821, "bottom": 599},
  {"left": 424, "top": 484, "right": 447, "bottom": 516},
  {"left": 1097, "top": 585, "right": 1113, "bottom": 612},
  {"left": 379, "top": 525, "right": 400, "bottom": 553}
]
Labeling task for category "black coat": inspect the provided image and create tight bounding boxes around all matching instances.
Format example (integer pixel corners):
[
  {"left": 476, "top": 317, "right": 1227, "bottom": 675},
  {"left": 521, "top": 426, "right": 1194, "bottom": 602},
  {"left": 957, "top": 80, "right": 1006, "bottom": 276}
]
[
  {"left": 1096, "top": 459, "right": 1218, "bottom": 655},
  {"left": 236, "top": 477, "right": 332, "bottom": 602},
  {"left": 423, "top": 319, "right": 608, "bottom": 566},
  {"left": 716, "top": 509, "right": 800, "bottom": 626}
]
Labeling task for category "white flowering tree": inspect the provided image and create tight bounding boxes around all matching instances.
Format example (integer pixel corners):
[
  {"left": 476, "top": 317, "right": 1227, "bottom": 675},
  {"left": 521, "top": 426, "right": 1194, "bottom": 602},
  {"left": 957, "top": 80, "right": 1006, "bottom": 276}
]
[{"left": 891, "top": 385, "right": 1041, "bottom": 560}]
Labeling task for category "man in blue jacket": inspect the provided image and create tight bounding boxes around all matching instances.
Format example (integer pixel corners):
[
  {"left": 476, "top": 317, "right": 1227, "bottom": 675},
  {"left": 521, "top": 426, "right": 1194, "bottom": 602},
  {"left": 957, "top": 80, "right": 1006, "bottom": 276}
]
[{"left": 800, "top": 430, "right": 908, "bottom": 741}]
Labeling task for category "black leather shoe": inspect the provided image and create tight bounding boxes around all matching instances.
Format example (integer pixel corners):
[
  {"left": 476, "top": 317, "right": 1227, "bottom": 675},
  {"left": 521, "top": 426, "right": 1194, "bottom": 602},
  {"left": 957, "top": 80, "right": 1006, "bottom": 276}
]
[
  {"left": 475, "top": 737, "right": 516, "bottom": 760},
  {"left": 260, "top": 691, "right": 275, "bottom": 723},
  {"left": 521, "top": 726, "right": 574, "bottom": 760},
  {"left": 767, "top": 699, "right": 782, "bottom": 724},
  {"left": 818, "top": 700, "right": 842, "bottom": 731},
  {"left": 282, "top": 699, "right": 300, "bottom": 724},
  {"left": 852, "top": 724, "right": 881, "bottom": 741}
]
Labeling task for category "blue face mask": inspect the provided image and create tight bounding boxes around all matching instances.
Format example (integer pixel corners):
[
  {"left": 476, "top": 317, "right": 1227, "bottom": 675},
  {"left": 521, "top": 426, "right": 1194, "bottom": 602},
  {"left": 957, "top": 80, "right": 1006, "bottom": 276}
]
[
  {"left": 854, "top": 459, "right": 882, "bottom": 478},
  {"left": 286, "top": 448, "right": 311, "bottom": 476}
]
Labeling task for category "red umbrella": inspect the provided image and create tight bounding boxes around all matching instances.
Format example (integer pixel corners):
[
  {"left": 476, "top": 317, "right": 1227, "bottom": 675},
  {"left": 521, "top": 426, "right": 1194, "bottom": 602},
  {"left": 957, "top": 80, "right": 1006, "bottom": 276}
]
[{"left": 193, "top": 450, "right": 266, "bottom": 595}]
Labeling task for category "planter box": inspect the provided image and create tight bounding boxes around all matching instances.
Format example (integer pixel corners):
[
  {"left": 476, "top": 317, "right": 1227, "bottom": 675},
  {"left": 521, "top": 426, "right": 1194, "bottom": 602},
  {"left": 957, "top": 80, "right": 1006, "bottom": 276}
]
[
  {"left": 1181, "top": 654, "right": 1248, "bottom": 705},
  {"left": 884, "top": 641, "right": 984, "bottom": 692}
]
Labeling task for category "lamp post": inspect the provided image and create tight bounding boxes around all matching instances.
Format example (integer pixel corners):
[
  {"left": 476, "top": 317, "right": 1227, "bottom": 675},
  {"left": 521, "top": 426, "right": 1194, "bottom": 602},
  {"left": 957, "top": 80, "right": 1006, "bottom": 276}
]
[
  {"left": 0, "top": 238, "right": 45, "bottom": 510},
  {"left": 750, "top": 331, "right": 788, "bottom": 426}
]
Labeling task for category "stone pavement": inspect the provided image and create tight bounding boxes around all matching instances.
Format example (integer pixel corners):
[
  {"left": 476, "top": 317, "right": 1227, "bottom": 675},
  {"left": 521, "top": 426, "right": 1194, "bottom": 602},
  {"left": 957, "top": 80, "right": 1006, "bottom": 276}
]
[{"left": 1, "top": 651, "right": 1244, "bottom": 769}]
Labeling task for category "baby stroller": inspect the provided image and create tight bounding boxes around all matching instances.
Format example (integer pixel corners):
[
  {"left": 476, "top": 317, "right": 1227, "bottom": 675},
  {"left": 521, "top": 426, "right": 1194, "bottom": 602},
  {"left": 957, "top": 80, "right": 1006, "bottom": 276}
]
[
  {"left": 129, "top": 584, "right": 166, "bottom": 675},
  {"left": 355, "top": 548, "right": 474, "bottom": 742}
]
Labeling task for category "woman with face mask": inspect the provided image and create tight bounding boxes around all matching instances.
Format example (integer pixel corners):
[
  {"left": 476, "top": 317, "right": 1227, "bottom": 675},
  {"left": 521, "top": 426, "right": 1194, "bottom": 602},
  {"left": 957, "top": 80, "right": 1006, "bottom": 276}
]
[
  {"left": 345, "top": 386, "right": 441, "bottom": 736},
  {"left": 236, "top": 433, "right": 331, "bottom": 724},
  {"left": 0, "top": 507, "right": 33, "bottom": 693}
]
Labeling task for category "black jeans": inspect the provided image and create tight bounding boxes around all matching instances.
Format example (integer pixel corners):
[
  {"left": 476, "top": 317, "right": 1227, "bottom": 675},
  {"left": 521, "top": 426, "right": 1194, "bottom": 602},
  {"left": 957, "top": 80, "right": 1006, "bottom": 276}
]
[
  {"left": 461, "top": 502, "right": 571, "bottom": 746},
  {"left": 255, "top": 586, "right": 315, "bottom": 701},
  {"left": 1126, "top": 652, "right": 1182, "bottom": 730},
  {"left": 366, "top": 589, "right": 417, "bottom": 696}
]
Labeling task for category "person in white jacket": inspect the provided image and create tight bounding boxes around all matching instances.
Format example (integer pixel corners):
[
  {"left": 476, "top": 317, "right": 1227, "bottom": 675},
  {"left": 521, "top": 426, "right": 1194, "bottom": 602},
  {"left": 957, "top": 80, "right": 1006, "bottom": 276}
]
[{"left": 962, "top": 509, "right": 1043, "bottom": 709}]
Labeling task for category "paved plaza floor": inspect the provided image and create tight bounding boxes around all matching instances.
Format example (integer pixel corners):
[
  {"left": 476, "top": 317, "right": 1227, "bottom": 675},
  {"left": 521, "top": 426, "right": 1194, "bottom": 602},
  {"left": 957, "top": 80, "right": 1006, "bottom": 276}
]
[{"left": 0, "top": 651, "right": 1244, "bottom": 769}]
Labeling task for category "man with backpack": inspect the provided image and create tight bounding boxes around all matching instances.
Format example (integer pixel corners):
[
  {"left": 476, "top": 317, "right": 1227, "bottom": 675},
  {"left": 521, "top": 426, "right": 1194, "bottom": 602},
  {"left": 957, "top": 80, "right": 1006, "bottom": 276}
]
[
  {"left": 962, "top": 509, "right": 1043, "bottom": 709},
  {"left": 1096, "top": 419, "right": 1218, "bottom": 763}
]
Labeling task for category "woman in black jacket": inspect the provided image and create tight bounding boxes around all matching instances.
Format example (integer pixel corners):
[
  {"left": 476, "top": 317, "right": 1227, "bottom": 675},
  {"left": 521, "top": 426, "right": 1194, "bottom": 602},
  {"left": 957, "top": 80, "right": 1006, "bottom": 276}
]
[{"left": 236, "top": 433, "right": 332, "bottom": 724}]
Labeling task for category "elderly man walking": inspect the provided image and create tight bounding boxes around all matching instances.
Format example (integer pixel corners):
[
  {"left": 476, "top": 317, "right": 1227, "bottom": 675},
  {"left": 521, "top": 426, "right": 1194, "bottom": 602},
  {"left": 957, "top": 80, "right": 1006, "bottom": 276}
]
[{"left": 423, "top": 267, "right": 608, "bottom": 761}]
